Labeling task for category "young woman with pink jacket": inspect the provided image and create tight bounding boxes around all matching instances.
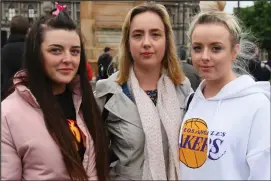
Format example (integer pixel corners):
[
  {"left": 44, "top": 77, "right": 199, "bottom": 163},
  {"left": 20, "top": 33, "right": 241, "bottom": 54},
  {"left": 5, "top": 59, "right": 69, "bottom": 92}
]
[{"left": 1, "top": 4, "right": 108, "bottom": 180}]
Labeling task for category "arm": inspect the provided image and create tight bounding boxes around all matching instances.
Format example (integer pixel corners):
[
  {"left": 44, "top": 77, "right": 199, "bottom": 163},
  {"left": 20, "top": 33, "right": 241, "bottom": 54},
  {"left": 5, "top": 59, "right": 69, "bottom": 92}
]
[
  {"left": 246, "top": 99, "right": 270, "bottom": 180},
  {"left": 86, "top": 136, "right": 98, "bottom": 180},
  {"left": 1, "top": 115, "right": 22, "bottom": 180}
]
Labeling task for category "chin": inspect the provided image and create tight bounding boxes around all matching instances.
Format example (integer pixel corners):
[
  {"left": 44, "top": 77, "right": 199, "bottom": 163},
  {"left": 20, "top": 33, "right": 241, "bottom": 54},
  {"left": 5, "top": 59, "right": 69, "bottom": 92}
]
[
  {"left": 54, "top": 77, "right": 74, "bottom": 84},
  {"left": 200, "top": 73, "right": 215, "bottom": 81},
  {"left": 141, "top": 61, "right": 161, "bottom": 68},
  {"left": 202, "top": 76, "right": 219, "bottom": 81}
]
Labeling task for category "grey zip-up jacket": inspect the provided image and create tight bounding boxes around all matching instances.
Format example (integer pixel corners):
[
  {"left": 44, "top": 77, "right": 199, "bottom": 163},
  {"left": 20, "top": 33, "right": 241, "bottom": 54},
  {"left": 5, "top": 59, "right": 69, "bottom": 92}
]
[{"left": 95, "top": 72, "right": 192, "bottom": 180}]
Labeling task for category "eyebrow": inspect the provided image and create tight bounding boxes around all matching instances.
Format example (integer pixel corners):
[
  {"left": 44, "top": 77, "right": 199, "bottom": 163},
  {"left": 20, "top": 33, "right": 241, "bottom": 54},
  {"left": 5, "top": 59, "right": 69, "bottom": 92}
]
[
  {"left": 192, "top": 42, "right": 223, "bottom": 45},
  {"left": 131, "top": 28, "right": 164, "bottom": 33},
  {"left": 48, "top": 44, "right": 81, "bottom": 48}
]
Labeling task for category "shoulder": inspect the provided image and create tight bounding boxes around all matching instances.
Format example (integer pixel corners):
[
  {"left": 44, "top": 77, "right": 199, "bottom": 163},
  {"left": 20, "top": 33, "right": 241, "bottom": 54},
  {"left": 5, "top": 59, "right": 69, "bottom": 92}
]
[
  {"left": 176, "top": 76, "right": 192, "bottom": 97},
  {"left": 2, "top": 92, "right": 22, "bottom": 131},
  {"left": 1, "top": 91, "right": 32, "bottom": 122},
  {"left": 2, "top": 42, "right": 24, "bottom": 55},
  {"left": 2, "top": 91, "right": 22, "bottom": 112},
  {"left": 94, "top": 72, "right": 123, "bottom": 110},
  {"left": 175, "top": 77, "right": 193, "bottom": 108},
  {"left": 95, "top": 72, "right": 122, "bottom": 98},
  {"left": 251, "top": 92, "right": 269, "bottom": 110}
]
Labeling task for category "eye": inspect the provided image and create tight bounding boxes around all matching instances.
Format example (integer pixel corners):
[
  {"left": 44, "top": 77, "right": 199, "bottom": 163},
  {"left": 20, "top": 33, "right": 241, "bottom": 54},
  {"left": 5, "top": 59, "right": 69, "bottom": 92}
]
[
  {"left": 192, "top": 46, "right": 201, "bottom": 52},
  {"left": 71, "top": 49, "right": 80, "bottom": 56},
  {"left": 133, "top": 34, "right": 143, "bottom": 39},
  {"left": 212, "top": 46, "right": 222, "bottom": 52},
  {"left": 50, "top": 48, "right": 62, "bottom": 55},
  {"left": 152, "top": 33, "right": 161, "bottom": 38}
]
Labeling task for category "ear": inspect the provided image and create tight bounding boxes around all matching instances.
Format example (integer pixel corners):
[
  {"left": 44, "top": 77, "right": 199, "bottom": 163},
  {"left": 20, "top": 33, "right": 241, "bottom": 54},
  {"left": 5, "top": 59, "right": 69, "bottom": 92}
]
[{"left": 232, "top": 44, "right": 240, "bottom": 62}]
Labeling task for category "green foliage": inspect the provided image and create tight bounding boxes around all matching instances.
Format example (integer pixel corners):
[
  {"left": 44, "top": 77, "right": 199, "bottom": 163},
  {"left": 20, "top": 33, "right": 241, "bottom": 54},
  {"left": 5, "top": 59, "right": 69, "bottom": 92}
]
[{"left": 236, "top": 0, "right": 271, "bottom": 58}]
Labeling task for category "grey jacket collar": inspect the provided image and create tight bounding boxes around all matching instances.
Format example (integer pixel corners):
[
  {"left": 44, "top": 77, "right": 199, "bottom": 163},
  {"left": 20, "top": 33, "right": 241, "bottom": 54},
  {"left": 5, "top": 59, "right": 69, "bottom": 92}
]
[
  {"left": 95, "top": 72, "right": 122, "bottom": 98},
  {"left": 95, "top": 71, "right": 191, "bottom": 97},
  {"left": 95, "top": 71, "right": 192, "bottom": 125}
]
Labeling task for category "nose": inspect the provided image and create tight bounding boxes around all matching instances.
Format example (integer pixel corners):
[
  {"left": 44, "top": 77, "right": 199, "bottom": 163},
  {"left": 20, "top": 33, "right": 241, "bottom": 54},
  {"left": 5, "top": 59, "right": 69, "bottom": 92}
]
[
  {"left": 201, "top": 48, "right": 210, "bottom": 62},
  {"left": 142, "top": 34, "right": 151, "bottom": 49},
  {"left": 62, "top": 51, "right": 72, "bottom": 63}
]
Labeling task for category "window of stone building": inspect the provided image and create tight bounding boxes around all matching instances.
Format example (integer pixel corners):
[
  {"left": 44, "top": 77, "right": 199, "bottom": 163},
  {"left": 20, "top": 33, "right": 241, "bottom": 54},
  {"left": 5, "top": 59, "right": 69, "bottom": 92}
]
[
  {"left": 76, "top": 11, "right": 80, "bottom": 24},
  {"left": 165, "top": 6, "right": 175, "bottom": 25},
  {"left": 75, "top": 2, "right": 80, "bottom": 23},
  {"left": 8, "top": 4, "right": 16, "bottom": 21},
  {"left": 28, "top": 5, "right": 35, "bottom": 18}
]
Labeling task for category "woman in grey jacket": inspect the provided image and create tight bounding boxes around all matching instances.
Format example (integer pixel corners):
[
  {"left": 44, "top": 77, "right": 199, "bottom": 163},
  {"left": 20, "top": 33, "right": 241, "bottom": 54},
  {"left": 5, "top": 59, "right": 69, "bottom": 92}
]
[{"left": 95, "top": 2, "right": 192, "bottom": 180}]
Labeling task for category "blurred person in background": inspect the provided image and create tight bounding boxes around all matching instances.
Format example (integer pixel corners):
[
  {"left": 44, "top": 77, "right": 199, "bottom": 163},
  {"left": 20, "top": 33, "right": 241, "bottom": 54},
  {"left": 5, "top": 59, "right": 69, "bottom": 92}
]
[
  {"left": 1, "top": 15, "right": 30, "bottom": 100},
  {"left": 248, "top": 47, "right": 270, "bottom": 81},
  {"left": 179, "top": 46, "right": 201, "bottom": 91},
  {"left": 97, "top": 47, "right": 114, "bottom": 79}
]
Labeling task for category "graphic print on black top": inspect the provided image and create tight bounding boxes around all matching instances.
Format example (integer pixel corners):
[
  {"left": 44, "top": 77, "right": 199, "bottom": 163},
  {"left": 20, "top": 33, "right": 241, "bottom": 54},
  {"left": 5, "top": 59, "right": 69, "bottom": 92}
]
[{"left": 55, "top": 88, "right": 86, "bottom": 161}]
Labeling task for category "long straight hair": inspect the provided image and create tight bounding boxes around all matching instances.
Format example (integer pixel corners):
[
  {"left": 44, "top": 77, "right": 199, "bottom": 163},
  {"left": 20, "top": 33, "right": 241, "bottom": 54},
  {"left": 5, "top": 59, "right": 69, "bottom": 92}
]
[
  {"left": 20, "top": 10, "right": 108, "bottom": 180},
  {"left": 116, "top": 2, "right": 185, "bottom": 85}
]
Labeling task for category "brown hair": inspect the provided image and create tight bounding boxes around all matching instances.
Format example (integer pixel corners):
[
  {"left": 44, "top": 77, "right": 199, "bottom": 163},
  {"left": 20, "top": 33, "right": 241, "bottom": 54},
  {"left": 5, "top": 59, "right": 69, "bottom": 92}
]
[{"left": 10, "top": 15, "right": 30, "bottom": 35}]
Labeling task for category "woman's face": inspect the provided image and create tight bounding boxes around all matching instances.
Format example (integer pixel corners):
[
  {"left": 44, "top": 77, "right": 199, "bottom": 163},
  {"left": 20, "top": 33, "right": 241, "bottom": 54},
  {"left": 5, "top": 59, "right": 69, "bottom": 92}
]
[
  {"left": 129, "top": 11, "right": 166, "bottom": 70},
  {"left": 41, "top": 29, "right": 81, "bottom": 86},
  {"left": 191, "top": 23, "right": 239, "bottom": 81}
]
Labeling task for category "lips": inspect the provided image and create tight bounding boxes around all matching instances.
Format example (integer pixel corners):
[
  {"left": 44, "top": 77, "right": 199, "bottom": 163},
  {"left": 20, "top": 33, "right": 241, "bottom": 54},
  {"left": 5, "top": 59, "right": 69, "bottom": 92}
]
[
  {"left": 58, "top": 68, "right": 73, "bottom": 73},
  {"left": 200, "top": 66, "right": 213, "bottom": 69},
  {"left": 199, "top": 65, "right": 214, "bottom": 72},
  {"left": 141, "top": 52, "right": 153, "bottom": 57}
]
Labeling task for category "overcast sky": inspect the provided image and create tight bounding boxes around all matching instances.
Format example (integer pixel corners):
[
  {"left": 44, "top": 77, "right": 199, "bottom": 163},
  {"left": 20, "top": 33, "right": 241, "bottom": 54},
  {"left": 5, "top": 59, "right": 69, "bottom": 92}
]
[{"left": 224, "top": 1, "right": 255, "bottom": 14}]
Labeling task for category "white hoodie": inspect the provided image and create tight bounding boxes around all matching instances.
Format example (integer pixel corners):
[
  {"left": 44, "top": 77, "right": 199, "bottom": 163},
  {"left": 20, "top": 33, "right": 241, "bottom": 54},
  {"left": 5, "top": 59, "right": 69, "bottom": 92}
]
[{"left": 179, "top": 75, "right": 270, "bottom": 180}]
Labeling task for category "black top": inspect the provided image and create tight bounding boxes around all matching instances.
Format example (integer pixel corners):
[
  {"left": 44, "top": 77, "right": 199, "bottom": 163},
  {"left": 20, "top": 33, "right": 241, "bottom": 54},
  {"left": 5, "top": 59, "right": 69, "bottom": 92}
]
[
  {"left": 55, "top": 88, "right": 86, "bottom": 161},
  {"left": 145, "top": 89, "right": 158, "bottom": 106},
  {"left": 248, "top": 59, "right": 271, "bottom": 81},
  {"left": 97, "top": 53, "right": 114, "bottom": 79},
  {"left": 122, "top": 83, "right": 158, "bottom": 106},
  {"left": 1, "top": 34, "right": 26, "bottom": 100}
]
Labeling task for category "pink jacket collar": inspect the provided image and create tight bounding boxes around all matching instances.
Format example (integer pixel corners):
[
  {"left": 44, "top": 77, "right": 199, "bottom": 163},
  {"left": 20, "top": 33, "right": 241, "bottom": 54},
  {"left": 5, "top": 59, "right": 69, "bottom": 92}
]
[{"left": 13, "top": 70, "right": 82, "bottom": 109}]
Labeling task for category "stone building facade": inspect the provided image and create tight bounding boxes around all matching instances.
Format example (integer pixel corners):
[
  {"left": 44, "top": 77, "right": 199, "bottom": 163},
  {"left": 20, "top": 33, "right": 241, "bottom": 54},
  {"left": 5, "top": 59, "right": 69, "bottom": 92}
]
[
  {"left": 1, "top": 1, "right": 80, "bottom": 36},
  {"left": 79, "top": 1, "right": 199, "bottom": 76},
  {"left": 1, "top": 1, "right": 199, "bottom": 76}
]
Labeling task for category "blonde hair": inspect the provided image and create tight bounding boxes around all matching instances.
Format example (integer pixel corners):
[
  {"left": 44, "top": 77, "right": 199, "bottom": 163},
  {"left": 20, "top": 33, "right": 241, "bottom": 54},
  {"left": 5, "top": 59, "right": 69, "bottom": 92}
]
[
  {"left": 187, "top": 1, "right": 257, "bottom": 75},
  {"left": 116, "top": 2, "right": 185, "bottom": 85}
]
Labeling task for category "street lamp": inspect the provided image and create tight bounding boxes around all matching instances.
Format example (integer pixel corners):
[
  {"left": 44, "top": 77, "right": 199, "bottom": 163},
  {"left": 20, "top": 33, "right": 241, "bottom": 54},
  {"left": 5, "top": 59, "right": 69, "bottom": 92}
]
[
  {"left": 237, "top": 1, "right": 240, "bottom": 17},
  {"left": 182, "top": 2, "right": 186, "bottom": 46}
]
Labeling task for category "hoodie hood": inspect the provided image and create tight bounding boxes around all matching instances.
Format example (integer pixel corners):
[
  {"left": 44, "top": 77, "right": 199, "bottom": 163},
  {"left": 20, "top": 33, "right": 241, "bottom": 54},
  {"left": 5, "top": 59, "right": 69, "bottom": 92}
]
[{"left": 195, "top": 75, "right": 270, "bottom": 101}]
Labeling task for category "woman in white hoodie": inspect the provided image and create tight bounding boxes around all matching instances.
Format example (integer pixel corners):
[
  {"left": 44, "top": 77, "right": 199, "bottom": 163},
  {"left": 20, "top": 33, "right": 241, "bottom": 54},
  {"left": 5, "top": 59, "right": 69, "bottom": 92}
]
[{"left": 179, "top": 1, "right": 270, "bottom": 180}]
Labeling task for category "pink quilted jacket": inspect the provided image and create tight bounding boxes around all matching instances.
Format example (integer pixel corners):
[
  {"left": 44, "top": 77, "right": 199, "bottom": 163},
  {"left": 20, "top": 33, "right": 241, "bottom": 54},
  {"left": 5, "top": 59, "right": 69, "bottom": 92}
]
[{"left": 1, "top": 70, "right": 97, "bottom": 180}]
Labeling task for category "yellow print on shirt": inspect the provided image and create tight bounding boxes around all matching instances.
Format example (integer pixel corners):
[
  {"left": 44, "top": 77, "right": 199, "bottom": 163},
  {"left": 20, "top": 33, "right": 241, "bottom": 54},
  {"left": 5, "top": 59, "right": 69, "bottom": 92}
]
[
  {"left": 179, "top": 118, "right": 227, "bottom": 169},
  {"left": 68, "top": 119, "right": 81, "bottom": 143},
  {"left": 179, "top": 118, "right": 208, "bottom": 169}
]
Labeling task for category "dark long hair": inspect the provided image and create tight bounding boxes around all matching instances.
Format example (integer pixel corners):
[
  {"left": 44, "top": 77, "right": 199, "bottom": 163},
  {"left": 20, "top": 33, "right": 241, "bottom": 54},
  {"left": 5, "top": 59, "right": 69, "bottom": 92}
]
[{"left": 21, "top": 10, "right": 108, "bottom": 180}]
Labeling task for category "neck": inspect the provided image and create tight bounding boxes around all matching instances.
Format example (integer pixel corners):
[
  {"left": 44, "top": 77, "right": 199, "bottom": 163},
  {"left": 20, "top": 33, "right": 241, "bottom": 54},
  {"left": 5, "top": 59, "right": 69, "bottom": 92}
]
[
  {"left": 203, "top": 71, "right": 236, "bottom": 99},
  {"left": 133, "top": 64, "right": 161, "bottom": 91},
  {"left": 52, "top": 83, "right": 66, "bottom": 95}
]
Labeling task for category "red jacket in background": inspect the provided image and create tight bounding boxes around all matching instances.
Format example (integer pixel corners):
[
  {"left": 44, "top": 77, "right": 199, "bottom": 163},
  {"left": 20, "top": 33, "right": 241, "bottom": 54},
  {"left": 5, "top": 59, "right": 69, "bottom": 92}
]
[{"left": 86, "top": 62, "right": 93, "bottom": 81}]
